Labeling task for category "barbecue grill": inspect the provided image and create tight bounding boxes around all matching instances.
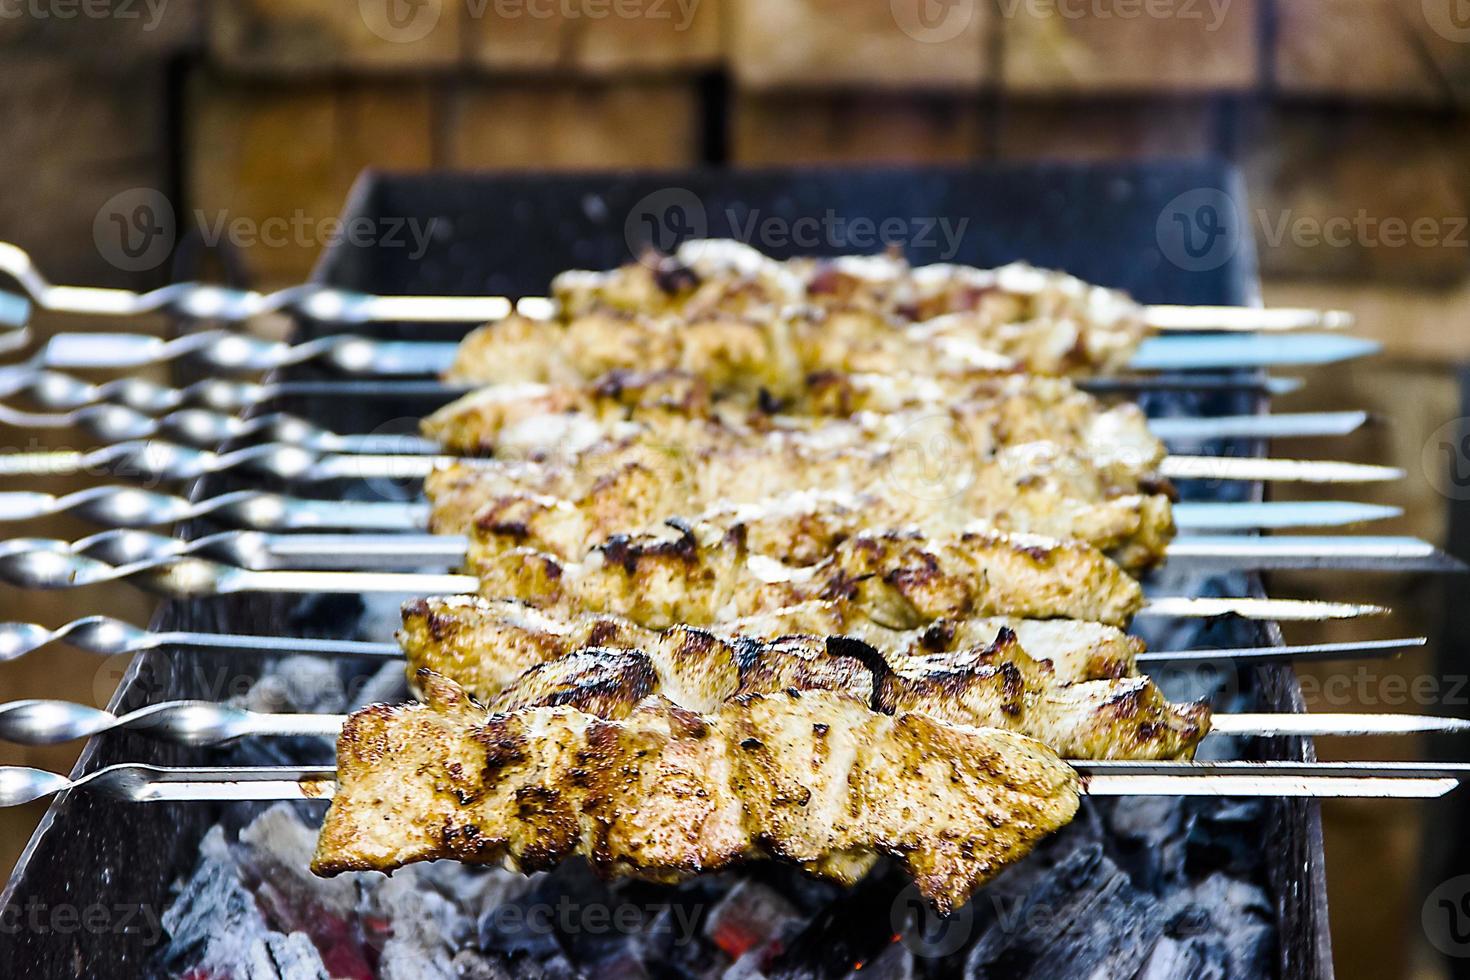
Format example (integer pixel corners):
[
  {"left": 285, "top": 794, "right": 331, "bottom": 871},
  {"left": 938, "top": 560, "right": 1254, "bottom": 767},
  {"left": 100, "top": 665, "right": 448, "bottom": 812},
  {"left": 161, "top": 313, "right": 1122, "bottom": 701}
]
[{"left": 0, "top": 160, "right": 1450, "bottom": 978}]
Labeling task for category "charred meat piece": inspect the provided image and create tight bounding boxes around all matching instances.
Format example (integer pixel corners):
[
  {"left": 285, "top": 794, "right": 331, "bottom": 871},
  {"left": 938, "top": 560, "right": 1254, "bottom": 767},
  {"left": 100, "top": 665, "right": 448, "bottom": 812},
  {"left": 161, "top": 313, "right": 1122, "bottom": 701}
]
[
  {"left": 313, "top": 676, "right": 1081, "bottom": 916},
  {"left": 423, "top": 369, "right": 1164, "bottom": 477},
  {"left": 399, "top": 596, "right": 1145, "bottom": 695},
  {"left": 427, "top": 433, "right": 1174, "bottom": 572},
  {"left": 469, "top": 485, "right": 1171, "bottom": 577},
  {"left": 467, "top": 628, "right": 1208, "bottom": 761},
  {"left": 465, "top": 516, "right": 1145, "bottom": 629}
]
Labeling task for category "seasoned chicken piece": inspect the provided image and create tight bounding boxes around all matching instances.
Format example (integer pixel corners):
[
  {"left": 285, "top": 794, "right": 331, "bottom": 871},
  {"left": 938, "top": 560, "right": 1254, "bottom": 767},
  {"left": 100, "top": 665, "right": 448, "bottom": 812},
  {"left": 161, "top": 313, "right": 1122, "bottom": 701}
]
[
  {"left": 399, "top": 596, "right": 1143, "bottom": 694},
  {"left": 466, "top": 516, "right": 1145, "bottom": 629},
  {"left": 424, "top": 366, "right": 1163, "bottom": 476},
  {"left": 469, "top": 486, "right": 1169, "bottom": 578},
  {"left": 313, "top": 676, "right": 1081, "bottom": 915},
  {"left": 427, "top": 432, "right": 1174, "bottom": 571},
  {"left": 541, "top": 240, "right": 1148, "bottom": 375},
  {"left": 469, "top": 628, "right": 1208, "bottom": 761}
]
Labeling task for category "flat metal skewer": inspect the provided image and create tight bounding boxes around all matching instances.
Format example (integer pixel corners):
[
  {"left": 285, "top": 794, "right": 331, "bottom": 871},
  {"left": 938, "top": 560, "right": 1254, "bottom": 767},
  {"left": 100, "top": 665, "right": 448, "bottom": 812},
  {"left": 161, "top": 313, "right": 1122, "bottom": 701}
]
[
  {"left": 0, "top": 546, "right": 1391, "bottom": 619},
  {"left": 0, "top": 399, "right": 1371, "bottom": 453},
  {"left": 8, "top": 529, "right": 1454, "bottom": 575},
  {"left": 1, "top": 699, "right": 1463, "bottom": 748},
  {"left": 0, "top": 486, "right": 1400, "bottom": 533},
  {"left": 0, "top": 368, "right": 1307, "bottom": 415},
  {"left": 1, "top": 760, "right": 1461, "bottom": 807},
  {"left": 0, "top": 239, "right": 1351, "bottom": 333},
  {"left": 0, "top": 615, "right": 1423, "bottom": 668},
  {"left": 0, "top": 439, "right": 1407, "bottom": 485},
  {"left": 13, "top": 329, "right": 1380, "bottom": 377}
]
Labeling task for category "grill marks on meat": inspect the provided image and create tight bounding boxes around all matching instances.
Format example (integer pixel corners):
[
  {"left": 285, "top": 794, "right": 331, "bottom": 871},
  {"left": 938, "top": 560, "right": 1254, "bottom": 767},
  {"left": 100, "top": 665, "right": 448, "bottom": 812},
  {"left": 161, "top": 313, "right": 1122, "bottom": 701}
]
[
  {"left": 443, "top": 240, "right": 1146, "bottom": 384},
  {"left": 398, "top": 596, "right": 1145, "bottom": 696},
  {"left": 422, "top": 368, "right": 1163, "bottom": 472},
  {"left": 313, "top": 677, "right": 1082, "bottom": 916},
  {"left": 468, "top": 484, "right": 1170, "bottom": 581},
  {"left": 425, "top": 429, "right": 1174, "bottom": 572},
  {"left": 476, "top": 627, "right": 1208, "bottom": 761},
  {"left": 465, "top": 514, "right": 1144, "bottom": 630}
]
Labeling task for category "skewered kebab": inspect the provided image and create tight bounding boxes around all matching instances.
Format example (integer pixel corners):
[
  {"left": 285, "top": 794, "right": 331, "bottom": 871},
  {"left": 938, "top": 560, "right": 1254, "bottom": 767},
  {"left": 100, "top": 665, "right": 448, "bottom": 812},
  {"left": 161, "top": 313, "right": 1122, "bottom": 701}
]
[
  {"left": 394, "top": 598, "right": 1207, "bottom": 761},
  {"left": 314, "top": 676, "right": 1081, "bottom": 915},
  {"left": 419, "top": 368, "right": 1165, "bottom": 459},
  {"left": 401, "top": 595, "right": 1147, "bottom": 691},
  {"left": 466, "top": 505, "right": 1141, "bottom": 629},
  {"left": 0, "top": 237, "right": 1356, "bottom": 384},
  {"left": 446, "top": 240, "right": 1342, "bottom": 382}
]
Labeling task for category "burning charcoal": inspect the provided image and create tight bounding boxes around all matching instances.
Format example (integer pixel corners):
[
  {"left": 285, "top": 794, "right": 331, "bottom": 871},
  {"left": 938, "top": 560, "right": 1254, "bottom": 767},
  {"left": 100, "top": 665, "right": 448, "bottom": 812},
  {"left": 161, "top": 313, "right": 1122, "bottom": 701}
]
[
  {"left": 843, "top": 941, "right": 913, "bottom": 980},
  {"left": 1166, "top": 874, "right": 1275, "bottom": 979},
  {"left": 964, "top": 845, "right": 1166, "bottom": 980},
  {"left": 243, "top": 656, "right": 351, "bottom": 716},
  {"left": 765, "top": 865, "right": 908, "bottom": 979},
  {"left": 155, "top": 828, "right": 307, "bottom": 978},
  {"left": 1104, "top": 796, "right": 1190, "bottom": 892},
  {"left": 233, "top": 807, "right": 376, "bottom": 978},
  {"left": 244, "top": 932, "right": 332, "bottom": 980},
  {"left": 238, "top": 805, "right": 356, "bottom": 917},
  {"left": 1185, "top": 801, "right": 1270, "bottom": 879},
  {"left": 1137, "top": 935, "right": 1228, "bottom": 980},
  {"left": 373, "top": 873, "right": 469, "bottom": 979},
  {"left": 702, "top": 879, "right": 802, "bottom": 963}
]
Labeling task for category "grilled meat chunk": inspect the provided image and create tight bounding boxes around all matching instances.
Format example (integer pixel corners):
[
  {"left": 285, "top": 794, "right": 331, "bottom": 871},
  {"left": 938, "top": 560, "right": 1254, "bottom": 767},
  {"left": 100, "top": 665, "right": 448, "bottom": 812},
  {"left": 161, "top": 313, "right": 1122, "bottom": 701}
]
[
  {"left": 466, "top": 516, "right": 1145, "bottom": 629},
  {"left": 313, "top": 676, "right": 1081, "bottom": 915},
  {"left": 538, "top": 239, "right": 1147, "bottom": 375},
  {"left": 469, "top": 486, "right": 1170, "bottom": 578},
  {"left": 399, "top": 596, "right": 1145, "bottom": 693},
  {"left": 464, "top": 627, "right": 1207, "bottom": 761},
  {"left": 427, "top": 434, "right": 1174, "bottom": 572},
  {"left": 422, "top": 369, "right": 1164, "bottom": 477}
]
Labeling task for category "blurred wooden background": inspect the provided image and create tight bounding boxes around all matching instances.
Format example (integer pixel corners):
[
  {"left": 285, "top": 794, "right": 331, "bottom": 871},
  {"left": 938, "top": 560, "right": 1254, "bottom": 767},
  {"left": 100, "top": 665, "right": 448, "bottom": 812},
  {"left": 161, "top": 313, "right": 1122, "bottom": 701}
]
[{"left": 1, "top": 2, "right": 1468, "bottom": 977}]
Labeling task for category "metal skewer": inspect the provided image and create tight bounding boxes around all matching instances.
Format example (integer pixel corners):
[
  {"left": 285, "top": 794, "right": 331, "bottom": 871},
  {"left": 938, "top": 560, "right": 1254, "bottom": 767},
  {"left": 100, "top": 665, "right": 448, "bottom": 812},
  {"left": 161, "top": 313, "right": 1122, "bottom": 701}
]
[
  {"left": 0, "top": 546, "right": 1391, "bottom": 619},
  {"left": 0, "top": 239, "right": 1351, "bottom": 333},
  {"left": 0, "top": 439, "right": 1407, "bottom": 485},
  {"left": 6, "top": 529, "right": 1456, "bottom": 575},
  {"left": 0, "top": 486, "right": 1401, "bottom": 533},
  {"left": 1, "top": 760, "right": 1462, "bottom": 807},
  {"left": 0, "top": 367, "right": 1307, "bottom": 415},
  {"left": 0, "top": 699, "right": 1462, "bottom": 748},
  {"left": 10, "top": 329, "right": 1381, "bottom": 377},
  {"left": 0, "top": 399, "right": 1371, "bottom": 453},
  {"left": 0, "top": 615, "right": 1424, "bottom": 668}
]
